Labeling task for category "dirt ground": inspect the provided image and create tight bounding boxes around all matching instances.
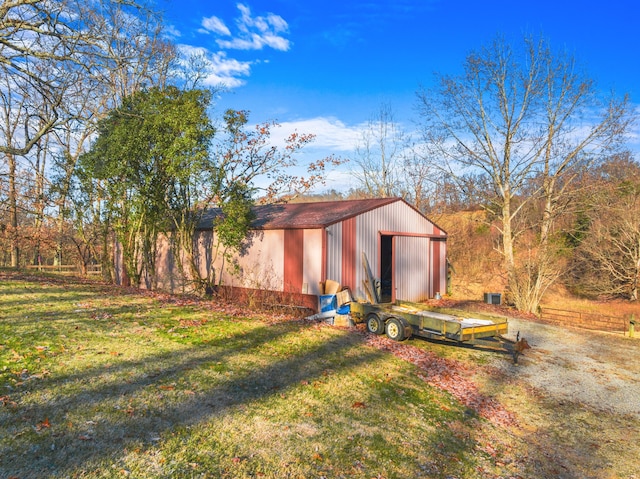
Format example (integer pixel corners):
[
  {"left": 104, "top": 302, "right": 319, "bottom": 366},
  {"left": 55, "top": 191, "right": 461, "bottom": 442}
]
[
  {"left": 494, "top": 317, "right": 640, "bottom": 418},
  {"left": 479, "top": 317, "right": 640, "bottom": 479},
  {"left": 412, "top": 296, "right": 640, "bottom": 477}
]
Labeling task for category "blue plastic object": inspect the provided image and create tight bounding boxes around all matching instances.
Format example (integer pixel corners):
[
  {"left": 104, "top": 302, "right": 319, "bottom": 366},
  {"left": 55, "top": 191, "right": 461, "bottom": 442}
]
[{"left": 319, "top": 294, "right": 337, "bottom": 313}]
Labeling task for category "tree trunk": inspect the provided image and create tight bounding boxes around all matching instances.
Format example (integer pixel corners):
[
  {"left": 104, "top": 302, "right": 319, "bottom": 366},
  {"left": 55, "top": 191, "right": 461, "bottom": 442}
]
[
  {"left": 8, "top": 153, "right": 19, "bottom": 268},
  {"left": 633, "top": 239, "right": 640, "bottom": 301},
  {"left": 101, "top": 224, "right": 113, "bottom": 282},
  {"left": 500, "top": 189, "right": 518, "bottom": 303},
  {"left": 32, "top": 144, "right": 47, "bottom": 266}
]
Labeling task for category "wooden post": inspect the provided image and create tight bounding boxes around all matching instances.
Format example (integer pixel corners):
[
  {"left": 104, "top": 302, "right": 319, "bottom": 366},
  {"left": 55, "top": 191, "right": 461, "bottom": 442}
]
[{"left": 630, "top": 314, "right": 636, "bottom": 338}]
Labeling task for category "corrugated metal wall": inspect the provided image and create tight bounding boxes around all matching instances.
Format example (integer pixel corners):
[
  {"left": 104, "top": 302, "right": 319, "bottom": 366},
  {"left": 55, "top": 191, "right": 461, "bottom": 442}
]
[
  {"left": 303, "top": 229, "right": 323, "bottom": 295},
  {"left": 324, "top": 200, "right": 445, "bottom": 302},
  {"left": 395, "top": 236, "right": 431, "bottom": 302},
  {"left": 325, "top": 222, "right": 342, "bottom": 283},
  {"left": 341, "top": 217, "right": 357, "bottom": 293}
]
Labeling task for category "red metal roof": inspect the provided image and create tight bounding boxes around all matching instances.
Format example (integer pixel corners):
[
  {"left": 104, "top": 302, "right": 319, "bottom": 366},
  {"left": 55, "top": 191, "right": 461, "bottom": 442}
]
[{"left": 198, "top": 197, "right": 402, "bottom": 230}]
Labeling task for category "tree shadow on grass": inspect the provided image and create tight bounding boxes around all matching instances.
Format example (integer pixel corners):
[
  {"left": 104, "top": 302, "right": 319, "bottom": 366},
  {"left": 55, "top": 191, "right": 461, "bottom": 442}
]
[
  {"left": 6, "top": 274, "right": 622, "bottom": 478},
  {"left": 0, "top": 321, "right": 389, "bottom": 477}
]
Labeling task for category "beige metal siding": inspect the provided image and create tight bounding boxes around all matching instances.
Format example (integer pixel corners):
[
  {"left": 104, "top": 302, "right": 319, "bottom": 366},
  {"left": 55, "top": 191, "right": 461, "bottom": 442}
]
[
  {"left": 354, "top": 211, "right": 377, "bottom": 301},
  {"left": 215, "top": 229, "right": 285, "bottom": 290},
  {"left": 365, "top": 200, "right": 435, "bottom": 235},
  {"left": 395, "top": 236, "right": 431, "bottom": 302},
  {"left": 352, "top": 201, "right": 439, "bottom": 301},
  {"left": 325, "top": 222, "right": 342, "bottom": 284}
]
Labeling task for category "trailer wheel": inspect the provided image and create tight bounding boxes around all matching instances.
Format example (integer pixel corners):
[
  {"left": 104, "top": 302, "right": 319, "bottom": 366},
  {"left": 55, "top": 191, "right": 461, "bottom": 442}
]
[
  {"left": 385, "top": 317, "right": 406, "bottom": 341},
  {"left": 366, "top": 313, "right": 385, "bottom": 335}
]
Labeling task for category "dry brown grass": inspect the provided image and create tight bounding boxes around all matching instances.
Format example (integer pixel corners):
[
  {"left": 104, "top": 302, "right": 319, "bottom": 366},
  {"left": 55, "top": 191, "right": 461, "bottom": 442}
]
[
  {"left": 541, "top": 283, "right": 640, "bottom": 318},
  {"left": 448, "top": 263, "right": 640, "bottom": 323}
]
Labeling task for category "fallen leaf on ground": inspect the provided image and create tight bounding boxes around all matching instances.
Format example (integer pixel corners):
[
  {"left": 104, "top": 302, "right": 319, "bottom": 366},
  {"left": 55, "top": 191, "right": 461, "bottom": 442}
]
[
  {"left": 35, "top": 418, "right": 50, "bottom": 430},
  {"left": 360, "top": 329, "right": 517, "bottom": 427}
]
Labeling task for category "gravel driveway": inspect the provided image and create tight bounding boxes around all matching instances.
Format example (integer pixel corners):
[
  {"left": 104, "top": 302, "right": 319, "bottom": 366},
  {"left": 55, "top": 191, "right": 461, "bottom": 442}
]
[{"left": 491, "top": 318, "right": 640, "bottom": 418}]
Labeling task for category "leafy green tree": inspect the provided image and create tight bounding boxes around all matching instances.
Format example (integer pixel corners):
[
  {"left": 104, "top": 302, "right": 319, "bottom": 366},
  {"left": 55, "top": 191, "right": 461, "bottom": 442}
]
[{"left": 80, "top": 86, "right": 214, "bottom": 288}]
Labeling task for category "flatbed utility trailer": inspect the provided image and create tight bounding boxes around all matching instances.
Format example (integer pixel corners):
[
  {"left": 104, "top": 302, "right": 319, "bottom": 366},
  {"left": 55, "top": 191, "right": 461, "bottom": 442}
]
[{"left": 350, "top": 300, "right": 529, "bottom": 362}]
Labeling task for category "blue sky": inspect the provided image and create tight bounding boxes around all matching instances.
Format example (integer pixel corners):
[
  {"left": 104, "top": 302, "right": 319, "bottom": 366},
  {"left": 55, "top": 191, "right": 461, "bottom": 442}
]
[{"left": 161, "top": 0, "right": 640, "bottom": 188}]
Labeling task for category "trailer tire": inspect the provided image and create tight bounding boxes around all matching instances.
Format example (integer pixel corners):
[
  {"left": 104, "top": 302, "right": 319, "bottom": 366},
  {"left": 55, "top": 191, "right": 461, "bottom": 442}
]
[
  {"left": 385, "top": 317, "right": 406, "bottom": 341},
  {"left": 366, "top": 313, "right": 385, "bottom": 335}
]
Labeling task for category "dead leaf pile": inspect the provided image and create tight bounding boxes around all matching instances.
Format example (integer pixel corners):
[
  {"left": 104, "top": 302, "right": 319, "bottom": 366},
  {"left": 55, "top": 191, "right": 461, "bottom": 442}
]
[
  {"left": 361, "top": 332, "right": 517, "bottom": 427},
  {"left": 146, "top": 291, "right": 288, "bottom": 322}
]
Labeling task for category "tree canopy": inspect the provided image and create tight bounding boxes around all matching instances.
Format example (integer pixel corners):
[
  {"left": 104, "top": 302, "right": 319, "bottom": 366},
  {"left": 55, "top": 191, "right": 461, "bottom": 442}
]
[{"left": 80, "top": 86, "right": 214, "bottom": 287}]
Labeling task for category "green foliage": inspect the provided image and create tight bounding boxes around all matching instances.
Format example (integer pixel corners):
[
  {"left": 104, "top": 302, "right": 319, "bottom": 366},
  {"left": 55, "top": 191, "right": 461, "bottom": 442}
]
[
  {"left": 79, "top": 86, "right": 214, "bottom": 287},
  {"left": 564, "top": 210, "right": 591, "bottom": 249},
  {"left": 211, "top": 184, "right": 256, "bottom": 286},
  {"left": 214, "top": 185, "right": 256, "bottom": 256}
]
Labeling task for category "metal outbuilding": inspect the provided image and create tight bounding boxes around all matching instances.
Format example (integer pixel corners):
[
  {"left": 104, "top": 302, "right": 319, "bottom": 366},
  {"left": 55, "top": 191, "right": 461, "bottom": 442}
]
[{"left": 152, "top": 197, "right": 447, "bottom": 310}]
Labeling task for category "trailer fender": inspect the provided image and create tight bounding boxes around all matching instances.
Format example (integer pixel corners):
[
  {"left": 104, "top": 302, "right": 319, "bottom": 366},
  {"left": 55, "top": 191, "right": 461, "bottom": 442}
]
[{"left": 398, "top": 316, "right": 413, "bottom": 340}]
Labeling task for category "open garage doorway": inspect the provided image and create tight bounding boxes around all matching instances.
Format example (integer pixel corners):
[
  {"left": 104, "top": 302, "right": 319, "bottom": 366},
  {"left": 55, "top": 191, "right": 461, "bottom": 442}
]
[{"left": 380, "top": 235, "right": 393, "bottom": 302}]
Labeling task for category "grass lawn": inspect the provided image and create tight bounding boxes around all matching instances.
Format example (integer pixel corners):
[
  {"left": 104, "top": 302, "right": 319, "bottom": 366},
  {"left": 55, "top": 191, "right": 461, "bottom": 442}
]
[{"left": 1, "top": 271, "right": 638, "bottom": 479}]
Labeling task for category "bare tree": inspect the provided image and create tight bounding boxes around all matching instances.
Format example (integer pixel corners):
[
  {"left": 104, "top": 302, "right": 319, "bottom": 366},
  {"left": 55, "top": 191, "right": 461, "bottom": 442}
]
[
  {"left": 416, "top": 34, "right": 634, "bottom": 312},
  {"left": 581, "top": 191, "right": 640, "bottom": 301},
  {"left": 0, "top": 0, "right": 83, "bottom": 156},
  {"left": 51, "top": 0, "right": 174, "bottom": 275},
  {"left": 351, "top": 103, "right": 406, "bottom": 198},
  {"left": 0, "top": 0, "right": 173, "bottom": 268},
  {"left": 0, "top": 64, "right": 64, "bottom": 266},
  {"left": 568, "top": 154, "right": 640, "bottom": 300}
]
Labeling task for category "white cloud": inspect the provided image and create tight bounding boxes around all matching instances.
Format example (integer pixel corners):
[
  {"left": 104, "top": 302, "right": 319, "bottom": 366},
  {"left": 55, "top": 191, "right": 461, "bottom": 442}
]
[
  {"left": 177, "top": 44, "right": 251, "bottom": 88},
  {"left": 269, "top": 117, "right": 365, "bottom": 152},
  {"left": 214, "top": 3, "right": 290, "bottom": 52},
  {"left": 237, "top": 4, "right": 287, "bottom": 33},
  {"left": 163, "top": 24, "right": 181, "bottom": 39},
  {"left": 201, "top": 16, "right": 230, "bottom": 36},
  {"left": 217, "top": 32, "right": 290, "bottom": 51},
  {"left": 231, "top": 116, "right": 364, "bottom": 193},
  {"left": 172, "top": 4, "right": 291, "bottom": 89}
]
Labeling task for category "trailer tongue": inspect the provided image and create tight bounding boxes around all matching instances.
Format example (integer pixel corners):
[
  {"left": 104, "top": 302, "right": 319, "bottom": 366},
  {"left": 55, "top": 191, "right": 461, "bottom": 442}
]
[{"left": 350, "top": 301, "right": 529, "bottom": 363}]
